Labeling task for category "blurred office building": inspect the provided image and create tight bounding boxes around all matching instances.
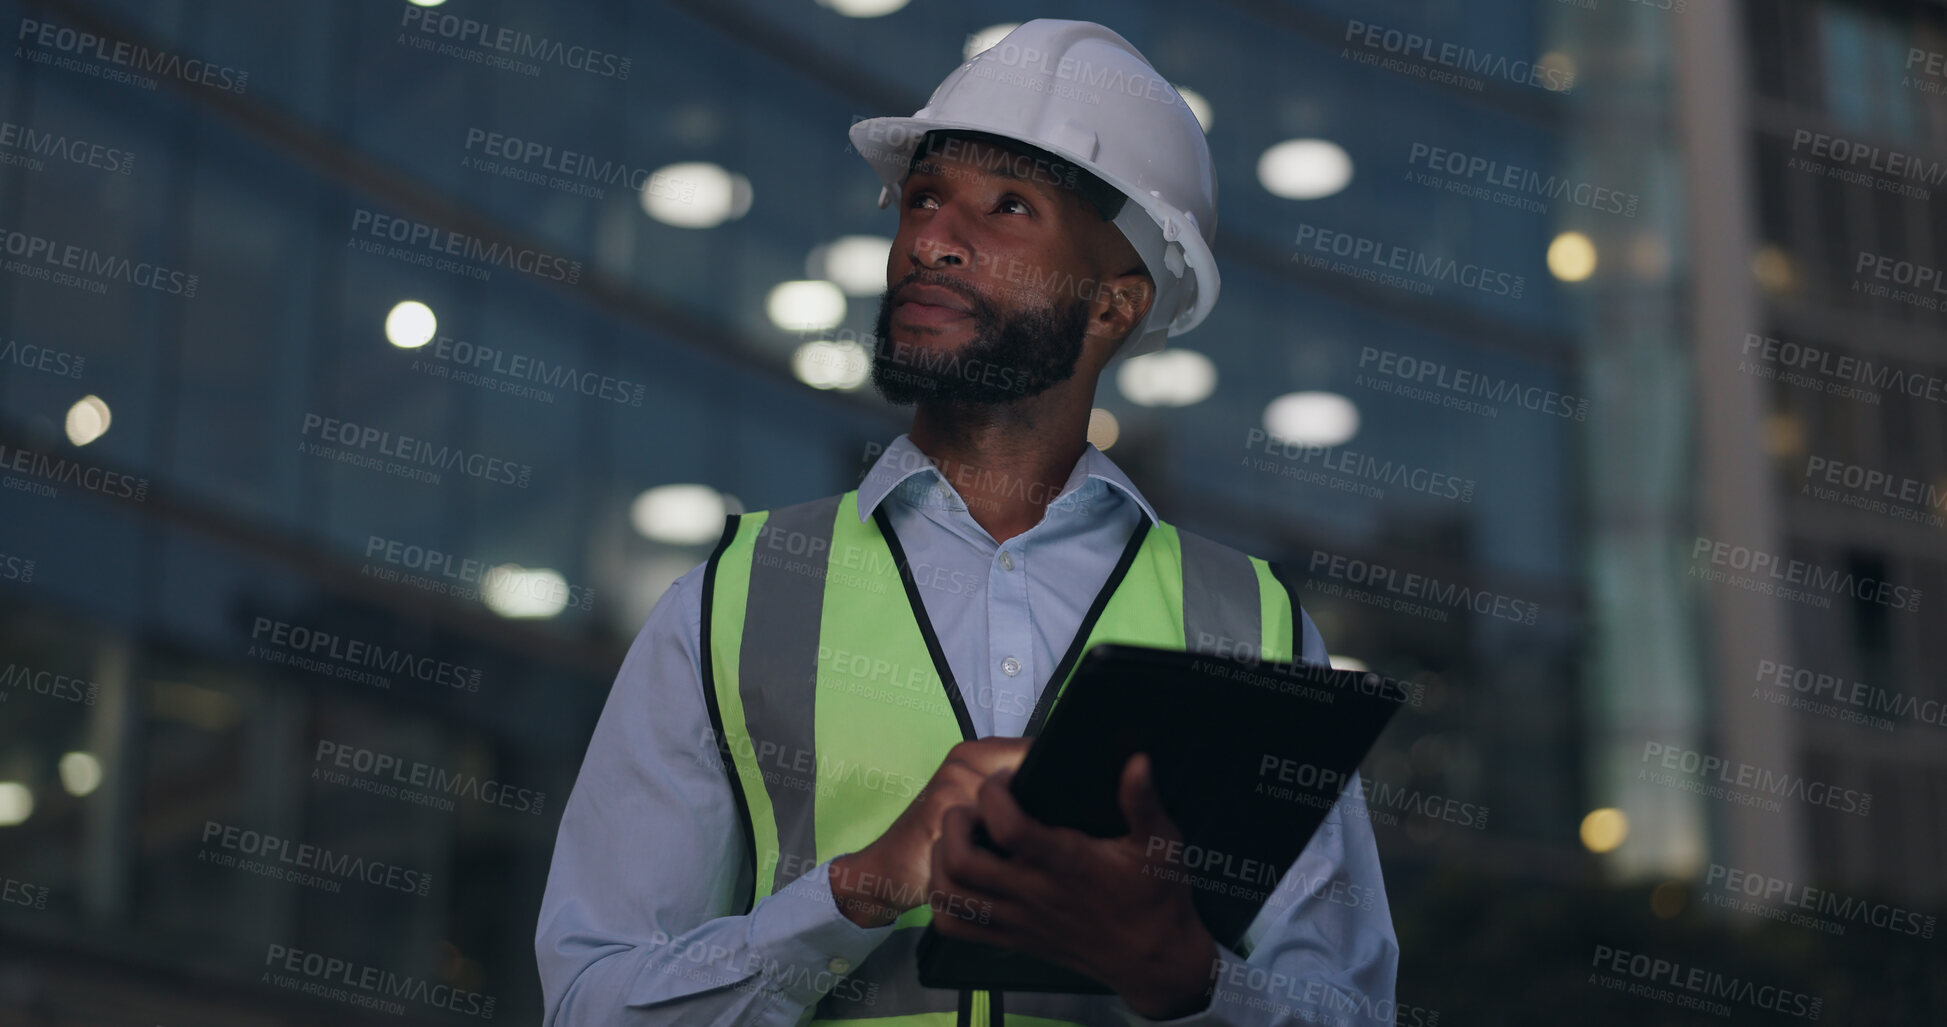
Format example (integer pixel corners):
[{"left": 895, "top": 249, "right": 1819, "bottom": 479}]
[{"left": 0, "top": 0, "right": 1938, "bottom": 1023}]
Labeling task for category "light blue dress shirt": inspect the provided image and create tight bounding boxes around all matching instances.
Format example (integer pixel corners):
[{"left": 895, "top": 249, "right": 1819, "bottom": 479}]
[{"left": 536, "top": 434, "right": 1400, "bottom": 1026}]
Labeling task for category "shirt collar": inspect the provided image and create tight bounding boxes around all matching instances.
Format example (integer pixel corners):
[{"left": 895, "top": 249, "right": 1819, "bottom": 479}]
[{"left": 856, "top": 432, "right": 1158, "bottom": 525}]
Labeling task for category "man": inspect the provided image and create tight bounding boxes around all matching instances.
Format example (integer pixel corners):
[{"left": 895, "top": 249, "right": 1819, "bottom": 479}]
[{"left": 537, "top": 19, "right": 1398, "bottom": 1027}]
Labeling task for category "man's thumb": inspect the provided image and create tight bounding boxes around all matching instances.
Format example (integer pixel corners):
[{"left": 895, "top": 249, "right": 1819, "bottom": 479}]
[{"left": 1120, "top": 752, "right": 1177, "bottom": 844}]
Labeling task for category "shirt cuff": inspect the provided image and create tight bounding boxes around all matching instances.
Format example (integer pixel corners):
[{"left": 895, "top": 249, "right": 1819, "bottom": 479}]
[{"left": 745, "top": 853, "right": 899, "bottom": 1009}]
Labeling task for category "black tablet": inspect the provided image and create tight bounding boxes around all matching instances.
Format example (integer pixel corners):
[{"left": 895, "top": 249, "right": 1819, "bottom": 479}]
[{"left": 915, "top": 642, "right": 1414, "bottom": 994}]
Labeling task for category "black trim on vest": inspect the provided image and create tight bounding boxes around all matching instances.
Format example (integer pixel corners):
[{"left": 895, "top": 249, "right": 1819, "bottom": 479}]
[
  {"left": 1023, "top": 517, "right": 1153, "bottom": 738},
  {"left": 872, "top": 504, "right": 979, "bottom": 743},
  {"left": 877, "top": 505, "right": 1006, "bottom": 1025},
  {"left": 1265, "top": 559, "right": 1316, "bottom": 667},
  {"left": 698, "top": 512, "right": 760, "bottom": 916}
]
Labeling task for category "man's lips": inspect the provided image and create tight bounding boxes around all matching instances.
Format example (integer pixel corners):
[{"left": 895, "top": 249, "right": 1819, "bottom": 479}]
[
  {"left": 893, "top": 301, "right": 972, "bottom": 325},
  {"left": 893, "top": 284, "right": 973, "bottom": 324}
]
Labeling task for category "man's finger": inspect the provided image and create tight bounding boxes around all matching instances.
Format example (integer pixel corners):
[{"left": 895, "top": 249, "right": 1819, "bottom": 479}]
[
  {"left": 943, "top": 737, "right": 1034, "bottom": 778},
  {"left": 934, "top": 803, "right": 1029, "bottom": 900}
]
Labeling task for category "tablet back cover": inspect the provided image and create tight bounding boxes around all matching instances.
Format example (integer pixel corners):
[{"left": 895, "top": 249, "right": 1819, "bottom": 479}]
[{"left": 914, "top": 643, "right": 1409, "bottom": 993}]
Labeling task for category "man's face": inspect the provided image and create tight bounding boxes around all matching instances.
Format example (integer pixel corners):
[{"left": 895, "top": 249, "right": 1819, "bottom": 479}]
[{"left": 871, "top": 137, "right": 1102, "bottom": 406}]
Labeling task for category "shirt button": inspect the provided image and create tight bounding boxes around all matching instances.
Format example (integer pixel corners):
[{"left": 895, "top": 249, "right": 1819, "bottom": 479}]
[
  {"left": 998, "top": 551, "right": 1014, "bottom": 571},
  {"left": 1001, "top": 657, "right": 1021, "bottom": 677},
  {"left": 828, "top": 956, "right": 852, "bottom": 975}
]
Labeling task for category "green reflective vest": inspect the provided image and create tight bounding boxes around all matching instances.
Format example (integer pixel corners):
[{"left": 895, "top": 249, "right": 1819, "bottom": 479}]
[{"left": 699, "top": 489, "right": 1304, "bottom": 1027}]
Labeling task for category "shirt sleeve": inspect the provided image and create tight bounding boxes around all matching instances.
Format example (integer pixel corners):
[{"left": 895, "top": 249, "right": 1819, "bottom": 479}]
[
  {"left": 535, "top": 564, "right": 899, "bottom": 1027},
  {"left": 1112, "top": 607, "right": 1401, "bottom": 1027}
]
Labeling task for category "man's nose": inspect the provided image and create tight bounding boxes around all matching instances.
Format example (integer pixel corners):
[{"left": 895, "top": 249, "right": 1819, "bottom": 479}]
[
  {"left": 908, "top": 208, "right": 971, "bottom": 269},
  {"left": 915, "top": 238, "right": 965, "bottom": 268}
]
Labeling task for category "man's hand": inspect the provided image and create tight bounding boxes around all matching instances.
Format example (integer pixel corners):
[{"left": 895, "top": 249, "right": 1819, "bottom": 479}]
[
  {"left": 927, "top": 752, "right": 1219, "bottom": 1020},
  {"left": 829, "top": 737, "right": 1032, "bottom": 928}
]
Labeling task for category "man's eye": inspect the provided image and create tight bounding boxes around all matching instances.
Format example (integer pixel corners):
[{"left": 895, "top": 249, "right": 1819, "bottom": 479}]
[
  {"left": 997, "top": 197, "right": 1031, "bottom": 215},
  {"left": 907, "top": 192, "right": 938, "bottom": 209}
]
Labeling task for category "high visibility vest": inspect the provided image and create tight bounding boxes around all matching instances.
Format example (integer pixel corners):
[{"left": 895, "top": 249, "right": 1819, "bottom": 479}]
[{"left": 699, "top": 490, "right": 1305, "bottom": 1027}]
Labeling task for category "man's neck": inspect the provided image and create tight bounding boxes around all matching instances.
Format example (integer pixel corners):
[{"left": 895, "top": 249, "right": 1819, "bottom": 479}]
[{"left": 907, "top": 396, "right": 1091, "bottom": 545}]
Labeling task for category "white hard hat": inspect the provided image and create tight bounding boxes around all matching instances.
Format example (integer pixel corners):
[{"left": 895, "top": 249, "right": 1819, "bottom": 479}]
[{"left": 848, "top": 19, "right": 1218, "bottom": 357}]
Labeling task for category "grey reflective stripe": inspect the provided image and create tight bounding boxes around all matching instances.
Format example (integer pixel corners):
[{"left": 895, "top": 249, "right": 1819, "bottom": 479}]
[
  {"left": 1178, "top": 528, "right": 1261, "bottom": 657},
  {"left": 811, "top": 927, "right": 962, "bottom": 1020},
  {"left": 1007, "top": 992, "right": 1144, "bottom": 1027},
  {"left": 741, "top": 494, "right": 843, "bottom": 896}
]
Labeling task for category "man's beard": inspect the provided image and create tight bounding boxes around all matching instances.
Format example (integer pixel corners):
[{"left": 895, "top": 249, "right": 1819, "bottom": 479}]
[{"left": 870, "top": 275, "right": 1091, "bottom": 406}]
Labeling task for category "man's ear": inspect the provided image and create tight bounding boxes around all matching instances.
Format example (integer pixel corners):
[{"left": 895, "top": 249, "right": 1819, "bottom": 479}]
[{"left": 1093, "top": 269, "right": 1155, "bottom": 350}]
